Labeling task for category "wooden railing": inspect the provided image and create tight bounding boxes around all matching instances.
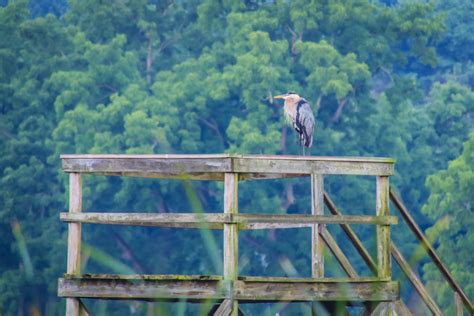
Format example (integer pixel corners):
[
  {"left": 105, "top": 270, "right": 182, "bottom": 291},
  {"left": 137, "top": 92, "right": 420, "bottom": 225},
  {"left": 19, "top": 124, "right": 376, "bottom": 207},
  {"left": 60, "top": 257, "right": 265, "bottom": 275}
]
[
  {"left": 59, "top": 154, "right": 401, "bottom": 315},
  {"left": 390, "top": 190, "right": 474, "bottom": 315}
]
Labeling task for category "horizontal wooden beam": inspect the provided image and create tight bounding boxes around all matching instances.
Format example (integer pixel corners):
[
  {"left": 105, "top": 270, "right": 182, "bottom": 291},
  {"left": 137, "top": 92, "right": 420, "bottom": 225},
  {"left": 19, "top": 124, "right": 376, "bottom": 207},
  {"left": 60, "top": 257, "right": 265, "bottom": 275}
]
[
  {"left": 236, "top": 214, "right": 397, "bottom": 229},
  {"left": 233, "top": 280, "right": 398, "bottom": 302},
  {"left": 232, "top": 157, "right": 394, "bottom": 176},
  {"left": 60, "top": 213, "right": 397, "bottom": 229},
  {"left": 63, "top": 274, "right": 389, "bottom": 283},
  {"left": 58, "top": 275, "right": 399, "bottom": 302},
  {"left": 60, "top": 212, "right": 226, "bottom": 229},
  {"left": 60, "top": 154, "right": 394, "bottom": 163},
  {"left": 238, "top": 173, "right": 308, "bottom": 180},
  {"left": 61, "top": 156, "right": 231, "bottom": 180},
  {"left": 238, "top": 276, "right": 391, "bottom": 283},
  {"left": 60, "top": 155, "right": 395, "bottom": 178},
  {"left": 58, "top": 277, "right": 229, "bottom": 301},
  {"left": 64, "top": 273, "right": 224, "bottom": 281}
]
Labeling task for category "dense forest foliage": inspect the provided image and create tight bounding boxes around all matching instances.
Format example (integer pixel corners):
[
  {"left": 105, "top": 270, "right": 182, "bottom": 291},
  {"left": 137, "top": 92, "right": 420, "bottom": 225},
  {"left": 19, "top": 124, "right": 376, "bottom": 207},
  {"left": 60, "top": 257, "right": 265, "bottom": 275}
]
[{"left": 0, "top": 0, "right": 472, "bottom": 314}]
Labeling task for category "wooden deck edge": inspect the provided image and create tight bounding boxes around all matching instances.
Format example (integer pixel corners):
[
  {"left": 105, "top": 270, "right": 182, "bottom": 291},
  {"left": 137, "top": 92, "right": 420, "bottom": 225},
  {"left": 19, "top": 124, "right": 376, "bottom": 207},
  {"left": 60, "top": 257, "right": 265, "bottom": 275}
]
[
  {"left": 62, "top": 274, "right": 391, "bottom": 283},
  {"left": 58, "top": 277, "right": 399, "bottom": 302},
  {"left": 60, "top": 155, "right": 395, "bottom": 177},
  {"left": 59, "top": 154, "right": 395, "bottom": 163}
]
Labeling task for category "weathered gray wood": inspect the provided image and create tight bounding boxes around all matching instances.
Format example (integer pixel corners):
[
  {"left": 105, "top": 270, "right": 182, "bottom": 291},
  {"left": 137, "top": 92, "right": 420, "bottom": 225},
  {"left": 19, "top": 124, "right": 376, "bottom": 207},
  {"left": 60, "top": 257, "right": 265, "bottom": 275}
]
[
  {"left": 324, "top": 192, "right": 378, "bottom": 275},
  {"left": 61, "top": 156, "right": 232, "bottom": 180},
  {"left": 60, "top": 212, "right": 398, "bottom": 229},
  {"left": 60, "top": 154, "right": 396, "bottom": 163},
  {"left": 64, "top": 273, "right": 224, "bottom": 281},
  {"left": 66, "top": 173, "right": 82, "bottom": 316},
  {"left": 213, "top": 299, "right": 233, "bottom": 316},
  {"left": 238, "top": 173, "right": 307, "bottom": 180},
  {"left": 224, "top": 173, "right": 238, "bottom": 280},
  {"left": 455, "top": 292, "right": 463, "bottom": 316},
  {"left": 60, "top": 212, "right": 226, "bottom": 229},
  {"left": 321, "top": 228, "right": 357, "bottom": 278},
  {"left": 237, "top": 214, "right": 397, "bottom": 228},
  {"left": 63, "top": 273, "right": 388, "bottom": 283},
  {"left": 223, "top": 173, "right": 238, "bottom": 316},
  {"left": 311, "top": 174, "right": 324, "bottom": 279},
  {"left": 232, "top": 157, "right": 394, "bottom": 176},
  {"left": 89, "top": 171, "right": 225, "bottom": 181},
  {"left": 66, "top": 299, "right": 80, "bottom": 316},
  {"left": 58, "top": 276, "right": 399, "bottom": 302},
  {"left": 57, "top": 154, "right": 409, "bottom": 311},
  {"left": 391, "top": 243, "right": 442, "bottom": 316},
  {"left": 239, "top": 276, "right": 391, "bottom": 283},
  {"left": 60, "top": 154, "right": 233, "bottom": 159},
  {"left": 233, "top": 155, "right": 394, "bottom": 163},
  {"left": 58, "top": 278, "right": 231, "bottom": 300},
  {"left": 376, "top": 176, "right": 391, "bottom": 278},
  {"left": 233, "top": 280, "right": 399, "bottom": 302},
  {"left": 390, "top": 189, "right": 473, "bottom": 314},
  {"left": 67, "top": 173, "right": 82, "bottom": 274},
  {"left": 61, "top": 154, "right": 395, "bottom": 177}
]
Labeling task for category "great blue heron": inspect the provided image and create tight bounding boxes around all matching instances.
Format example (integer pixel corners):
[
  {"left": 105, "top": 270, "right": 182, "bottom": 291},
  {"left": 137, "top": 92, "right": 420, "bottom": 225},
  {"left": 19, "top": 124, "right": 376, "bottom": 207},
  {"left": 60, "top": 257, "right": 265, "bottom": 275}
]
[{"left": 274, "top": 92, "right": 315, "bottom": 154}]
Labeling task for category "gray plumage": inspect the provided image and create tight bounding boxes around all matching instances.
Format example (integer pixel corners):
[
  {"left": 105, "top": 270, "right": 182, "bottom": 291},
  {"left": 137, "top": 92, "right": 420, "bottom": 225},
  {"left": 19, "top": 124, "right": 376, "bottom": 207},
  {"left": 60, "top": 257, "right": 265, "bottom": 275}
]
[
  {"left": 275, "top": 92, "right": 315, "bottom": 148},
  {"left": 294, "top": 98, "right": 315, "bottom": 147}
]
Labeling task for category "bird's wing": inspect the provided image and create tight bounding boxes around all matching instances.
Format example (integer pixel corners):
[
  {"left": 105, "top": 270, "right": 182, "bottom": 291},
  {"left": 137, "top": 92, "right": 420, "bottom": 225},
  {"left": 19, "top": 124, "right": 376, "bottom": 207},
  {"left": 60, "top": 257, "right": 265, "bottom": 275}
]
[{"left": 295, "top": 100, "right": 315, "bottom": 147}]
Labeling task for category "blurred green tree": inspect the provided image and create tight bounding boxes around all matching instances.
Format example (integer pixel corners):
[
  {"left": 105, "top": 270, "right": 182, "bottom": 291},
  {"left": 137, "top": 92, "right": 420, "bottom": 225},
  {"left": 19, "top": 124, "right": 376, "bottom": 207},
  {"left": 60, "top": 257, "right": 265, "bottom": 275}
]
[{"left": 422, "top": 133, "right": 474, "bottom": 313}]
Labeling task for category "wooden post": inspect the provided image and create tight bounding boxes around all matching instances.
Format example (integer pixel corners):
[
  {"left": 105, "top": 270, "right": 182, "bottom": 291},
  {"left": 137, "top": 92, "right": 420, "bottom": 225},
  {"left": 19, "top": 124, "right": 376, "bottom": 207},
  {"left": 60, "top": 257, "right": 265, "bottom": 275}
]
[
  {"left": 311, "top": 174, "right": 324, "bottom": 316},
  {"left": 311, "top": 174, "right": 324, "bottom": 278},
  {"left": 223, "top": 173, "right": 238, "bottom": 316},
  {"left": 66, "top": 173, "right": 82, "bottom": 316},
  {"left": 376, "top": 176, "right": 390, "bottom": 278},
  {"left": 455, "top": 292, "right": 463, "bottom": 316}
]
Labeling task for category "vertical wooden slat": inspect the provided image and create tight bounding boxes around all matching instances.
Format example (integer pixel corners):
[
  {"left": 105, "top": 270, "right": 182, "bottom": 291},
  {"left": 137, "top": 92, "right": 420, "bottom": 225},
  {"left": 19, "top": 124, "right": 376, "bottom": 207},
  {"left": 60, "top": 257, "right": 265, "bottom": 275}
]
[
  {"left": 376, "top": 176, "right": 390, "bottom": 278},
  {"left": 311, "top": 174, "right": 324, "bottom": 316},
  {"left": 311, "top": 174, "right": 324, "bottom": 278},
  {"left": 223, "top": 173, "right": 238, "bottom": 316},
  {"left": 66, "top": 173, "right": 82, "bottom": 316},
  {"left": 455, "top": 292, "right": 463, "bottom": 316}
]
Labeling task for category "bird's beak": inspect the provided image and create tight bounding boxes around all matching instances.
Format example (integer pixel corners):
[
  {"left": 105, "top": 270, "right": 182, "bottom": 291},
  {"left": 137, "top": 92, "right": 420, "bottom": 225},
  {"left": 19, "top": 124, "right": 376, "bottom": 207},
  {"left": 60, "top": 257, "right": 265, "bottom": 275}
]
[{"left": 273, "top": 94, "right": 286, "bottom": 100}]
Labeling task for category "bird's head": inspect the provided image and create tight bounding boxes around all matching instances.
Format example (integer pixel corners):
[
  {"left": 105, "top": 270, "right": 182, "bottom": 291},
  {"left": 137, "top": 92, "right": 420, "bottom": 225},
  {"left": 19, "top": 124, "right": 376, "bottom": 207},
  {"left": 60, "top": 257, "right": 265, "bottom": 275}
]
[{"left": 274, "top": 91, "right": 301, "bottom": 105}]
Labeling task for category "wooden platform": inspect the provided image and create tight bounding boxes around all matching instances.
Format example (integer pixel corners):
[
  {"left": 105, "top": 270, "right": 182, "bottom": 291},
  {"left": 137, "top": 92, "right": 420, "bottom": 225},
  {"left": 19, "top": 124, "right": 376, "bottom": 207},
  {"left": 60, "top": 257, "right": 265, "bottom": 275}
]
[
  {"left": 58, "top": 274, "right": 399, "bottom": 302},
  {"left": 59, "top": 154, "right": 400, "bottom": 315},
  {"left": 61, "top": 154, "right": 395, "bottom": 180}
]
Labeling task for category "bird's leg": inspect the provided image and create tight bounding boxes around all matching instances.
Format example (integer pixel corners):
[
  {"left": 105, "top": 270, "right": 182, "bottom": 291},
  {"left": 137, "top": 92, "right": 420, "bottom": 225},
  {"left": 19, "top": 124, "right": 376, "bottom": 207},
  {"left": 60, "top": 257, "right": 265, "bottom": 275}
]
[{"left": 303, "top": 146, "right": 306, "bottom": 156}]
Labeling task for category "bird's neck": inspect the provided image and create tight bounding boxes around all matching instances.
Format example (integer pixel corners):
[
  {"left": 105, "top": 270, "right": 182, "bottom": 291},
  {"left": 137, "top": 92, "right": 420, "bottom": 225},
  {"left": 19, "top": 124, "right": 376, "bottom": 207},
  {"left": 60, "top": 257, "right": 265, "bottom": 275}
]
[{"left": 284, "top": 102, "right": 297, "bottom": 122}]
